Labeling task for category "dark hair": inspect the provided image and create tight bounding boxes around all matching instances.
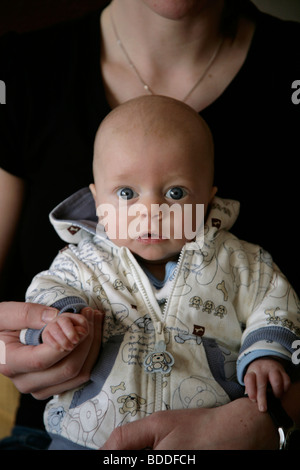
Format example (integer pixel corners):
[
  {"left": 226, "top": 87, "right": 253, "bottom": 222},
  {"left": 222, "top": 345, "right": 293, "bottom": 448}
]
[{"left": 221, "top": 0, "right": 258, "bottom": 36}]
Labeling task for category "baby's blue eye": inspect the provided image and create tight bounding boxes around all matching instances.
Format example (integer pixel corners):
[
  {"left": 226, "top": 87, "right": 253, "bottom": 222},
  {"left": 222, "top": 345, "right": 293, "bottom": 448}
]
[
  {"left": 117, "top": 187, "right": 138, "bottom": 200},
  {"left": 165, "top": 187, "right": 187, "bottom": 200}
]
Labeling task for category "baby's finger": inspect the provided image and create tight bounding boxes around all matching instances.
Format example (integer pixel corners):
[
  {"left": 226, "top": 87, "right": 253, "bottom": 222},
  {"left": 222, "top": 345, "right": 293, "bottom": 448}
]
[
  {"left": 256, "top": 375, "right": 268, "bottom": 412},
  {"left": 283, "top": 371, "right": 291, "bottom": 392},
  {"left": 42, "top": 316, "right": 85, "bottom": 352},
  {"left": 269, "top": 369, "right": 291, "bottom": 398},
  {"left": 57, "top": 315, "right": 88, "bottom": 347},
  {"left": 42, "top": 327, "right": 64, "bottom": 351},
  {"left": 61, "top": 313, "right": 89, "bottom": 339},
  {"left": 42, "top": 322, "right": 74, "bottom": 351},
  {"left": 244, "top": 371, "right": 257, "bottom": 402}
]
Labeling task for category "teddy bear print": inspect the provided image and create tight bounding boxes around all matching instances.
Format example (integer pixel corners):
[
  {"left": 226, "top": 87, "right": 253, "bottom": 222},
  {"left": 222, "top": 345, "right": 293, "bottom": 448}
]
[
  {"left": 117, "top": 393, "right": 146, "bottom": 416},
  {"left": 144, "top": 350, "right": 174, "bottom": 374}
]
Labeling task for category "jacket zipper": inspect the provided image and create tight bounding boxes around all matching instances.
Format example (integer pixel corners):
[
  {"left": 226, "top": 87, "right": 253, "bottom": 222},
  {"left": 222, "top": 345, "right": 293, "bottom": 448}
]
[{"left": 123, "top": 247, "right": 185, "bottom": 412}]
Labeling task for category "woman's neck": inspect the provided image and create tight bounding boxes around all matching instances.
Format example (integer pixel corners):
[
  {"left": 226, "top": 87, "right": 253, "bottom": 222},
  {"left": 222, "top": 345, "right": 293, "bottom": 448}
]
[
  {"left": 109, "top": 0, "right": 225, "bottom": 73},
  {"left": 100, "top": 0, "right": 255, "bottom": 110}
]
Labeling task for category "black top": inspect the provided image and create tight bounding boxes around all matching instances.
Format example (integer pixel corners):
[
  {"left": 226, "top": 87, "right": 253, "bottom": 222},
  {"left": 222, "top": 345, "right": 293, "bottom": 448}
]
[{"left": 0, "top": 5, "right": 299, "bottom": 430}]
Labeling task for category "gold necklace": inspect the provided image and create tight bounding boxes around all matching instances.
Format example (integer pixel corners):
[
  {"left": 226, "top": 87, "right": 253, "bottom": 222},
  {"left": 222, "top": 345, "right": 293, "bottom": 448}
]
[{"left": 110, "top": 8, "right": 224, "bottom": 103}]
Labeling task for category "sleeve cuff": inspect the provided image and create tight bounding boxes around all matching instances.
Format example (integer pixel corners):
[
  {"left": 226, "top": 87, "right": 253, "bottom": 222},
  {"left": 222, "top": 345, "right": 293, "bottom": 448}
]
[{"left": 237, "top": 341, "right": 291, "bottom": 385}]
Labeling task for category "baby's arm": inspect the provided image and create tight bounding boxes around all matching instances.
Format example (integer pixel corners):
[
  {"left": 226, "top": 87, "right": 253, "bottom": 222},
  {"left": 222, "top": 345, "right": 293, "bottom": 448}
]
[
  {"left": 42, "top": 312, "right": 89, "bottom": 352},
  {"left": 244, "top": 358, "right": 291, "bottom": 412}
]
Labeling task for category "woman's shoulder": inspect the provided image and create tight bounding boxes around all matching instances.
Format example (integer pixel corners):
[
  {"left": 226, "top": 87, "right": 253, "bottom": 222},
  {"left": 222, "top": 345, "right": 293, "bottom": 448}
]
[
  {"left": 254, "top": 9, "right": 300, "bottom": 52},
  {"left": 243, "top": 8, "right": 300, "bottom": 78}
]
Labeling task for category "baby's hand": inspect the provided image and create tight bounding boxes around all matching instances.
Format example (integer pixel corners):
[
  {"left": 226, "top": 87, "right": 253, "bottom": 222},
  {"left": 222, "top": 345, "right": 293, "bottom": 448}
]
[
  {"left": 244, "top": 358, "right": 291, "bottom": 412},
  {"left": 42, "top": 312, "right": 89, "bottom": 352}
]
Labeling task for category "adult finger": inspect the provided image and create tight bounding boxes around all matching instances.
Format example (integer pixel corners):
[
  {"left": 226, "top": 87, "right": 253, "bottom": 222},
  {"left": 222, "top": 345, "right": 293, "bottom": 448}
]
[
  {"left": 244, "top": 371, "right": 257, "bottom": 402},
  {"left": 0, "top": 301, "right": 58, "bottom": 330},
  {"left": 24, "top": 309, "right": 104, "bottom": 399},
  {"left": 0, "top": 335, "right": 69, "bottom": 378},
  {"left": 9, "top": 338, "right": 90, "bottom": 397},
  {"left": 77, "top": 308, "right": 104, "bottom": 377},
  {"left": 101, "top": 419, "right": 154, "bottom": 450}
]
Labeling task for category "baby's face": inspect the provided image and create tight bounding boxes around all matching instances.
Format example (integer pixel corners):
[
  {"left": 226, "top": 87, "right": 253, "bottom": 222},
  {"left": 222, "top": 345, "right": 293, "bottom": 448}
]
[{"left": 91, "top": 122, "right": 215, "bottom": 265}]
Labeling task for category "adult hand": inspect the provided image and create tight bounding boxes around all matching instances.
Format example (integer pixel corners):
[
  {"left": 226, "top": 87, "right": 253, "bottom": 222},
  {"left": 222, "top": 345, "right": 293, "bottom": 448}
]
[
  {"left": 0, "top": 302, "right": 104, "bottom": 399},
  {"left": 101, "top": 397, "right": 279, "bottom": 450}
]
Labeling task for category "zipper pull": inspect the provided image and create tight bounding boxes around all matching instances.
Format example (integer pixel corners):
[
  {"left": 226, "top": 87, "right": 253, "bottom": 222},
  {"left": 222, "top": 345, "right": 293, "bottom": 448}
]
[
  {"left": 155, "top": 321, "right": 164, "bottom": 345},
  {"left": 143, "top": 322, "right": 174, "bottom": 374}
]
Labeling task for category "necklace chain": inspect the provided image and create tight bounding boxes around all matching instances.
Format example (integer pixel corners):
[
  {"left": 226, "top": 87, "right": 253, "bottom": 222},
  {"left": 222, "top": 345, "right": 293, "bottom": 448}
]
[{"left": 110, "top": 7, "right": 224, "bottom": 104}]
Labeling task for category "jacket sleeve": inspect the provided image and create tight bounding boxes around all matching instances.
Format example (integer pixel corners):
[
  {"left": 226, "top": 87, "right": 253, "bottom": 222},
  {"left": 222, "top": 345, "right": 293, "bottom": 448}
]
[
  {"left": 20, "top": 246, "right": 90, "bottom": 346},
  {"left": 236, "top": 247, "right": 300, "bottom": 384}
]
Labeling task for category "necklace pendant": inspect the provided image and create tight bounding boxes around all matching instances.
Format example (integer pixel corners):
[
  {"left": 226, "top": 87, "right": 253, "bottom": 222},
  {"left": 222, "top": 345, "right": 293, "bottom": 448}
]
[
  {"left": 143, "top": 84, "right": 153, "bottom": 95},
  {"left": 144, "top": 85, "right": 152, "bottom": 94}
]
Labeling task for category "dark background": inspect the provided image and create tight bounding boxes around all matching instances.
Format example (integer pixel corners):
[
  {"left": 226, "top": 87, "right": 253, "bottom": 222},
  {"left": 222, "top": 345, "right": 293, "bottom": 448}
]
[
  {"left": 0, "top": 0, "right": 299, "bottom": 37},
  {"left": 0, "top": 0, "right": 107, "bottom": 36}
]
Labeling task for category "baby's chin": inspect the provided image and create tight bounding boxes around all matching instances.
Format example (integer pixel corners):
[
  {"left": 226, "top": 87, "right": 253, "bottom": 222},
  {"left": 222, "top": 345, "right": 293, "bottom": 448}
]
[{"left": 134, "top": 252, "right": 180, "bottom": 265}]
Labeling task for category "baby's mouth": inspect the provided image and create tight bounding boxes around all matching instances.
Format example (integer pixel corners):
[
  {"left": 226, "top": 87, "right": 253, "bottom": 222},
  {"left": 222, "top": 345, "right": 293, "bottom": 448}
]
[
  {"left": 137, "top": 232, "right": 168, "bottom": 242},
  {"left": 141, "top": 232, "right": 158, "bottom": 239}
]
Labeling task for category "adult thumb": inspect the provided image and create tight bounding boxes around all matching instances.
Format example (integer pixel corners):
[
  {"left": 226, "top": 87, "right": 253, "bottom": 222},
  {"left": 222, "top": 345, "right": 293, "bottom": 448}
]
[{"left": 0, "top": 301, "right": 58, "bottom": 331}]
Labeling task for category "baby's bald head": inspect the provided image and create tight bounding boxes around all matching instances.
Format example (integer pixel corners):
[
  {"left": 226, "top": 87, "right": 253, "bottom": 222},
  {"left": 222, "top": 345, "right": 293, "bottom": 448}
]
[{"left": 93, "top": 95, "right": 215, "bottom": 185}]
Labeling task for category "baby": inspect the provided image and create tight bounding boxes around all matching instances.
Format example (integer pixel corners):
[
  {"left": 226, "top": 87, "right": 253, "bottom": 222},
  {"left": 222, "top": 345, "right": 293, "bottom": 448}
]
[
  {"left": 42, "top": 96, "right": 291, "bottom": 410},
  {"left": 22, "top": 96, "right": 298, "bottom": 449}
]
